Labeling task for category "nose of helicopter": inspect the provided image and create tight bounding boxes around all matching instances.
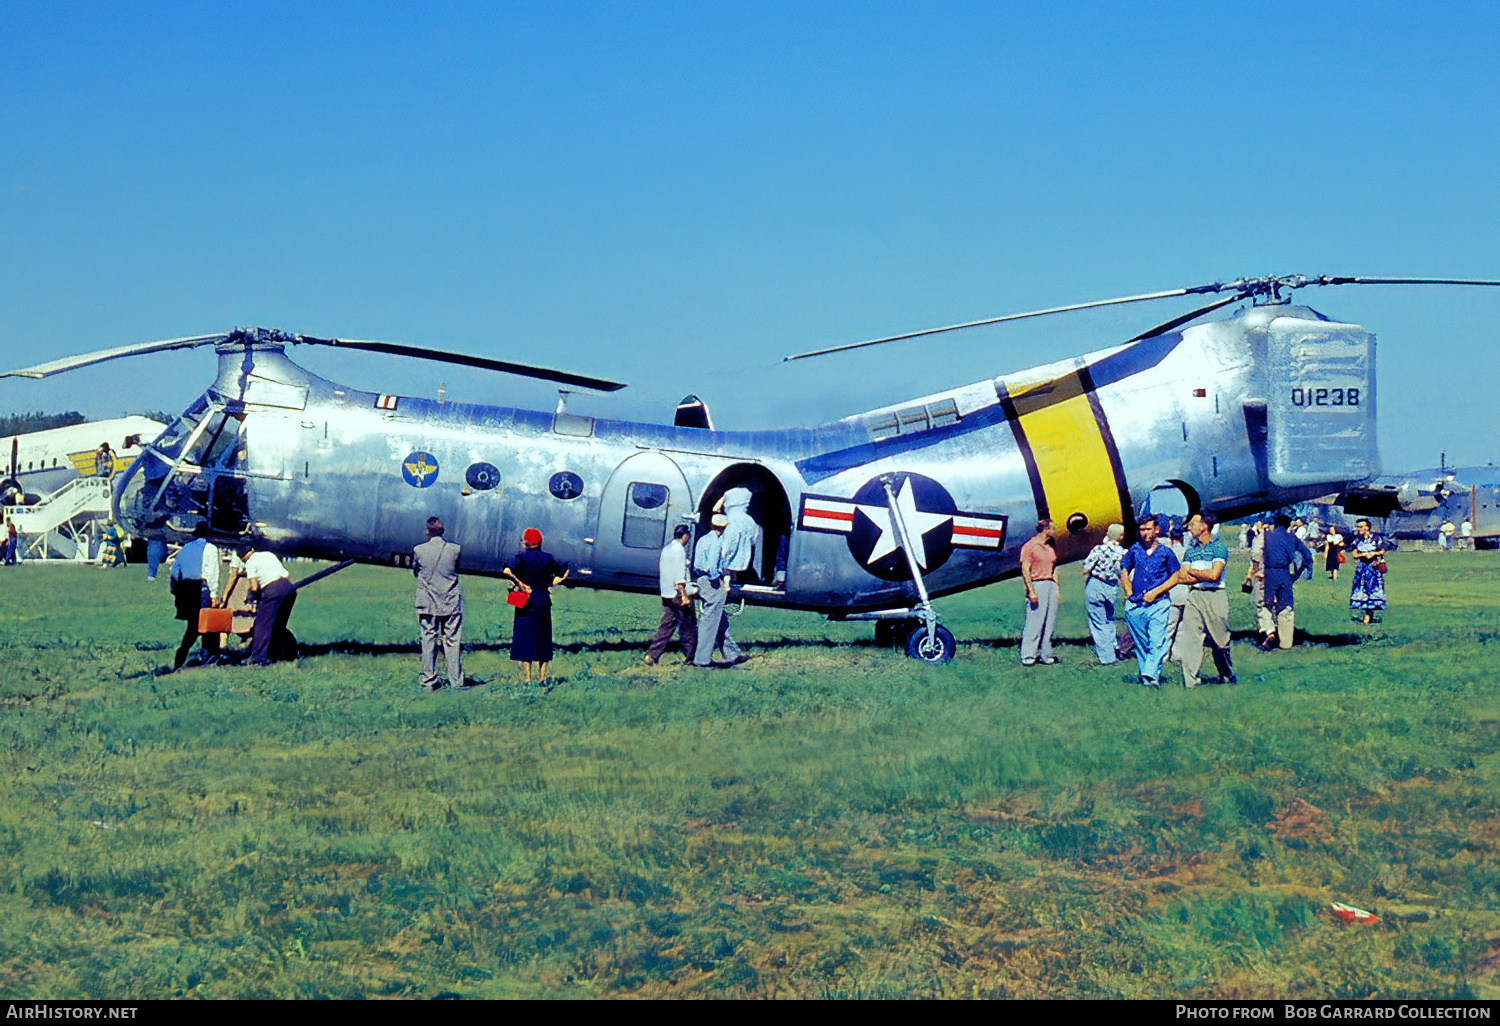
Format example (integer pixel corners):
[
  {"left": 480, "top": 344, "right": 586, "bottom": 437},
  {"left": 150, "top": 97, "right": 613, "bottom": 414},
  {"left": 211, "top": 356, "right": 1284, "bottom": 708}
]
[
  {"left": 112, "top": 394, "right": 253, "bottom": 542},
  {"left": 112, "top": 453, "right": 161, "bottom": 538}
]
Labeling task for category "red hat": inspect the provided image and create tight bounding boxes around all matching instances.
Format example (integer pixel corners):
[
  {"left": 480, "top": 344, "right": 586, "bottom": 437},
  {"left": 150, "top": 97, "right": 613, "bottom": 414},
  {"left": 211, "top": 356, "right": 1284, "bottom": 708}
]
[{"left": 523, "top": 527, "right": 543, "bottom": 546}]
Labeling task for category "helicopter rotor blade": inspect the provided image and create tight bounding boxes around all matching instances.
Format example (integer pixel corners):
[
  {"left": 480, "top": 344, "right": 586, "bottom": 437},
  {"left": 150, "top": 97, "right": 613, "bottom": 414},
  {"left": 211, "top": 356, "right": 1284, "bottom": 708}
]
[
  {"left": 2, "top": 329, "right": 627, "bottom": 393},
  {"left": 0, "top": 333, "right": 230, "bottom": 379},
  {"left": 782, "top": 282, "right": 1242, "bottom": 362},
  {"left": 1304, "top": 276, "right": 1500, "bottom": 288},
  {"left": 783, "top": 273, "right": 1500, "bottom": 363},
  {"left": 1124, "top": 293, "right": 1247, "bottom": 343},
  {"left": 297, "top": 336, "right": 628, "bottom": 393}
]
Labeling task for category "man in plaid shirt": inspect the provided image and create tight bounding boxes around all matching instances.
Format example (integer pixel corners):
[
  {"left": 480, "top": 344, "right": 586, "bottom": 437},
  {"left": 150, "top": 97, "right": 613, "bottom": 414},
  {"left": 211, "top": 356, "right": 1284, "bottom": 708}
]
[{"left": 1080, "top": 524, "right": 1126, "bottom": 665}]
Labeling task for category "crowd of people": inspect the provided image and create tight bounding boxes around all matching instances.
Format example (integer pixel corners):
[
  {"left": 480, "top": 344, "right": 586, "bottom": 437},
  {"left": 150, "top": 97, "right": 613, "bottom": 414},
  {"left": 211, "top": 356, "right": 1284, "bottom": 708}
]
[
  {"left": 138, "top": 501, "right": 1406, "bottom": 688},
  {"left": 644, "top": 503, "right": 757, "bottom": 670},
  {"left": 157, "top": 516, "right": 575, "bottom": 691},
  {"left": 166, "top": 527, "right": 300, "bottom": 669},
  {"left": 1061, "top": 511, "right": 1391, "bottom": 688},
  {"left": 1438, "top": 517, "right": 1475, "bottom": 552}
]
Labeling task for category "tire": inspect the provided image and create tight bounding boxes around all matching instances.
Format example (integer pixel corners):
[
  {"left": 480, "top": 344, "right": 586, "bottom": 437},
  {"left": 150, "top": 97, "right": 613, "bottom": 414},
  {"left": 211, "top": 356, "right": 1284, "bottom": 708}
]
[{"left": 905, "top": 624, "right": 956, "bottom": 663}]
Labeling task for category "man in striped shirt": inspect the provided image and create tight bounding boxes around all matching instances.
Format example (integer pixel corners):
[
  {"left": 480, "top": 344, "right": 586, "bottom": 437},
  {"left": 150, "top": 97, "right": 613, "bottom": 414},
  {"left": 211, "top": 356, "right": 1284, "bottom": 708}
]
[{"left": 1175, "top": 512, "right": 1236, "bottom": 688}]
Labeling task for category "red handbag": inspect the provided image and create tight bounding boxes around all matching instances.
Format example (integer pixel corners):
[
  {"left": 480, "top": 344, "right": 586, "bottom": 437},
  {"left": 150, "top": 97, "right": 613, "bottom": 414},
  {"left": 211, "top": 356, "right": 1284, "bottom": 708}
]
[{"left": 506, "top": 589, "right": 530, "bottom": 608}]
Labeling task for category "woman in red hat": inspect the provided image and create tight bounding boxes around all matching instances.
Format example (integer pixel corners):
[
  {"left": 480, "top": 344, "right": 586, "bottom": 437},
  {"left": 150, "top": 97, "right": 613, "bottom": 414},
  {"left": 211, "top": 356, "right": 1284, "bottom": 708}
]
[{"left": 502, "top": 527, "right": 569, "bottom": 683}]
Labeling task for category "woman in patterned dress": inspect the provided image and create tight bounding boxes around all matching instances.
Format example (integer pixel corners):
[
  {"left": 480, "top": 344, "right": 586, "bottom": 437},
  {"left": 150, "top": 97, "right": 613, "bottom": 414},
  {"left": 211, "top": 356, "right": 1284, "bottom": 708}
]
[{"left": 1348, "top": 518, "right": 1387, "bottom": 625}]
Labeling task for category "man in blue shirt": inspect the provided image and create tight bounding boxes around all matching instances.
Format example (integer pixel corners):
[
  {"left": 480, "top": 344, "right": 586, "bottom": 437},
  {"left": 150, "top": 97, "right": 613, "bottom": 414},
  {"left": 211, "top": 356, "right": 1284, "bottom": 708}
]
[
  {"left": 1259, "top": 513, "right": 1315, "bottom": 650},
  {"left": 1121, "top": 515, "right": 1181, "bottom": 688},
  {"left": 692, "top": 514, "right": 747, "bottom": 668},
  {"left": 1175, "top": 512, "right": 1235, "bottom": 688}
]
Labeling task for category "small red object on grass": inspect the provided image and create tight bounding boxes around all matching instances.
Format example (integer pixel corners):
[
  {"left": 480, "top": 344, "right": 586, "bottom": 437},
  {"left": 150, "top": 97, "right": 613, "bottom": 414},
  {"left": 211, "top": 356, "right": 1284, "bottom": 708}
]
[{"left": 1330, "top": 902, "right": 1377, "bottom": 924}]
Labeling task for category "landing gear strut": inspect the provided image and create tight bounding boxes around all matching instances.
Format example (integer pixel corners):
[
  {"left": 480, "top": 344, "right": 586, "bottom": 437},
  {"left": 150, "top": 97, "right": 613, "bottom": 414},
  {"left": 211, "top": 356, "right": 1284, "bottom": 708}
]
[{"left": 878, "top": 473, "right": 956, "bottom": 664}]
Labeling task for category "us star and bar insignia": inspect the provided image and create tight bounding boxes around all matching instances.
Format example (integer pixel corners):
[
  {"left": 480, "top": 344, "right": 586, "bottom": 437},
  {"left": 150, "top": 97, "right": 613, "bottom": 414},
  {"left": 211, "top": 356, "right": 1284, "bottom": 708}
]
[{"left": 798, "top": 472, "right": 1007, "bottom": 582}]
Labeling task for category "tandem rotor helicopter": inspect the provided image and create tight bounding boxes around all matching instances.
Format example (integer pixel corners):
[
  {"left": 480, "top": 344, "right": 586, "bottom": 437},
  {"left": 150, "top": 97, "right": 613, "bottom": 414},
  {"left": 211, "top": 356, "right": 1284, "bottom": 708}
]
[{"left": 6, "top": 273, "right": 1498, "bottom": 662}]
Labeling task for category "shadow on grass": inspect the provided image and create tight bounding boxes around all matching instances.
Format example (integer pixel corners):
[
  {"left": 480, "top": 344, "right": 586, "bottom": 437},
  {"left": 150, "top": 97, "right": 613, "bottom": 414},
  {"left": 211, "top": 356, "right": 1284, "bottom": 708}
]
[
  {"left": 130, "top": 627, "right": 1371, "bottom": 677},
  {"left": 961, "top": 630, "right": 1368, "bottom": 650}
]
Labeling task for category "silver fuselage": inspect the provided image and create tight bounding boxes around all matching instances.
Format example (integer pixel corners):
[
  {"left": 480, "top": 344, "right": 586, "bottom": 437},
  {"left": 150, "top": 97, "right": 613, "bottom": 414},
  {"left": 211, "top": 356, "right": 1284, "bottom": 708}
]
[{"left": 115, "top": 303, "right": 1378, "bottom": 613}]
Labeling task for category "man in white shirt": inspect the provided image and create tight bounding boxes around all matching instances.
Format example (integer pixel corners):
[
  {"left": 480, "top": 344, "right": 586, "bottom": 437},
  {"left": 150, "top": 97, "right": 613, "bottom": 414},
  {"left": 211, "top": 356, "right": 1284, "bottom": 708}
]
[
  {"left": 645, "top": 526, "right": 697, "bottom": 665},
  {"left": 170, "top": 523, "right": 222, "bottom": 669},
  {"left": 235, "top": 538, "right": 296, "bottom": 665}
]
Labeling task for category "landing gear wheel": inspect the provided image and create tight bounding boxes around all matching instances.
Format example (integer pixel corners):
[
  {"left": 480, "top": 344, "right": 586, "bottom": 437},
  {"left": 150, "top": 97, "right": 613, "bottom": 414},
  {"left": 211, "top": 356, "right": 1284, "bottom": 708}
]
[
  {"left": 0, "top": 478, "right": 22, "bottom": 507},
  {"left": 905, "top": 624, "right": 956, "bottom": 663}
]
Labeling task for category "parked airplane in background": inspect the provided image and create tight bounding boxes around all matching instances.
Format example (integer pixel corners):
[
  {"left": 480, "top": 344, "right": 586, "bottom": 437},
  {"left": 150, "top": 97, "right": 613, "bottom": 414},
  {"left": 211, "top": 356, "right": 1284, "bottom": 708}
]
[
  {"left": 1334, "top": 462, "right": 1500, "bottom": 547},
  {"left": 0, "top": 416, "right": 165, "bottom": 505},
  {"left": 0, "top": 417, "right": 166, "bottom": 562}
]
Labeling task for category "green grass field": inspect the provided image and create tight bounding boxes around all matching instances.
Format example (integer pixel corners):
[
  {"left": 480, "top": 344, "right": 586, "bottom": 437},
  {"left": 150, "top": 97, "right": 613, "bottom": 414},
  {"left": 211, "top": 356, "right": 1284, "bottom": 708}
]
[{"left": 1, "top": 550, "right": 1497, "bottom": 999}]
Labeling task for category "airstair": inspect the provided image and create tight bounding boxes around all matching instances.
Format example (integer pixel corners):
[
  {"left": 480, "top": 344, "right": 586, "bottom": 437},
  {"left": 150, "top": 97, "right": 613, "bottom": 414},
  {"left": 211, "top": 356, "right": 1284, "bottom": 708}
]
[{"left": 3, "top": 476, "right": 114, "bottom": 561}]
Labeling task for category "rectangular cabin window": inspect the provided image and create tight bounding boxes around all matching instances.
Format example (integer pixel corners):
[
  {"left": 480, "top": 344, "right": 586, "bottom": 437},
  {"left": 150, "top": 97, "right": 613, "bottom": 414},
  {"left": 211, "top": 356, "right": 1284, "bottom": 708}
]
[
  {"left": 622, "top": 482, "right": 670, "bottom": 549},
  {"left": 927, "top": 398, "right": 960, "bottom": 428},
  {"left": 553, "top": 413, "right": 594, "bottom": 437},
  {"left": 868, "top": 412, "right": 899, "bottom": 441},
  {"left": 898, "top": 405, "right": 930, "bottom": 433}
]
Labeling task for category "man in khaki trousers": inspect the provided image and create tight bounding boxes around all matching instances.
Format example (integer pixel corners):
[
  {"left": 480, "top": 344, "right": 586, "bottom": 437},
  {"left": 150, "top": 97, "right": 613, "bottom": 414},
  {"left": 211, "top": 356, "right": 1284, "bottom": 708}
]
[{"left": 414, "top": 516, "right": 463, "bottom": 691}]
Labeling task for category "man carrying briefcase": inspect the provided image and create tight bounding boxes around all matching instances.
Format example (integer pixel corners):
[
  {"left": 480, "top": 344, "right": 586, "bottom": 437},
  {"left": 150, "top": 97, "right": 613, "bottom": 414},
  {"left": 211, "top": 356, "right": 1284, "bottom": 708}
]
[{"left": 170, "top": 523, "right": 223, "bottom": 669}]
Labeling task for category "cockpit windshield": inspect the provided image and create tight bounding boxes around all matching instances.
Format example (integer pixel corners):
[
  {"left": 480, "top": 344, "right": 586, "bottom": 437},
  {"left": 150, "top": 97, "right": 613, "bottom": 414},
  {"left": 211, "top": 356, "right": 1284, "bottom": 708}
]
[
  {"left": 149, "top": 394, "right": 212, "bottom": 462},
  {"left": 115, "top": 393, "right": 249, "bottom": 538}
]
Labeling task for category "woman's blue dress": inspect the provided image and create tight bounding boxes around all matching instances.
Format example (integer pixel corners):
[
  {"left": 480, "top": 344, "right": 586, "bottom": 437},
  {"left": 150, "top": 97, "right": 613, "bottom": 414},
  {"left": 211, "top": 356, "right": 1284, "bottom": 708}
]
[{"left": 508, "top": 549, "right": 567, "bottom": 662}]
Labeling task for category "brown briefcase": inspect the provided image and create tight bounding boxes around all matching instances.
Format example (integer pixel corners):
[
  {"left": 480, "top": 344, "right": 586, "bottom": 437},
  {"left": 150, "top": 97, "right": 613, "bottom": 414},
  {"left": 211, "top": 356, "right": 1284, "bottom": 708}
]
[{"left": 198, "top": 607, "right": 233, "bottom": 634}]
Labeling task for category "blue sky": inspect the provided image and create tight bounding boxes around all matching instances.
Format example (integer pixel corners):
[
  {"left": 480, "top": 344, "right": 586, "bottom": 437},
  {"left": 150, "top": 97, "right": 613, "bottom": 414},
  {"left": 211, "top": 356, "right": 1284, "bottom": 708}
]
[{"left": 2, "top": 1, "right": 1497, "bottom": 472}]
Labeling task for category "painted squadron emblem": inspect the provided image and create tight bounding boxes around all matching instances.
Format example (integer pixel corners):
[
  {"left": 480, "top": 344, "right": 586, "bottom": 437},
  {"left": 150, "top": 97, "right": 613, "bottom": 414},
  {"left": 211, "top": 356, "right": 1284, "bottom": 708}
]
[
  {"left": 402, "top": 451, "right": 440, "bottom": 488},
  {"left": 799, "top": 472, "right": 1007, "bottom": 582}
]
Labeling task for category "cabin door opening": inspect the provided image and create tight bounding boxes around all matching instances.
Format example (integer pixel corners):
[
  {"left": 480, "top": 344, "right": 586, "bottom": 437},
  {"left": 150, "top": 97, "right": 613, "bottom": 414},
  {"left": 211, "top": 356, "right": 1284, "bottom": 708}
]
[{"left": 699, "top": 464, "right": 792, "bottom": 591}]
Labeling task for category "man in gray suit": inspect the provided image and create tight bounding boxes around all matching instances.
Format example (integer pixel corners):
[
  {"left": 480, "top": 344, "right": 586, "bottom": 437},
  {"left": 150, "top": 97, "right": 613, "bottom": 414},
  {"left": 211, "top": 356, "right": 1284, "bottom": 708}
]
[{"left": 414, "top": 516, "right": 463, "bottom": 691}]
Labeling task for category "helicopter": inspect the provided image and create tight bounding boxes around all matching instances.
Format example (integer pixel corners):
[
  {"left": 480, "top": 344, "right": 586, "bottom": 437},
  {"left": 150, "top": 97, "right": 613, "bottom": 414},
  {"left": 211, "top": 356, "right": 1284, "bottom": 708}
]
[{"left": 6, "top": 273, "right": 1498, "bottom": 662}]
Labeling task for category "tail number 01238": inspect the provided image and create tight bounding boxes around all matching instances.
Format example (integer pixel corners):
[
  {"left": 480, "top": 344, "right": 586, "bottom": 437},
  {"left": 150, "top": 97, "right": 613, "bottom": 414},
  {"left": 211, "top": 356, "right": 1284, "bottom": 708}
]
[{"left": 1290, "top": 387, "right": 1359, "bottom": 408}]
